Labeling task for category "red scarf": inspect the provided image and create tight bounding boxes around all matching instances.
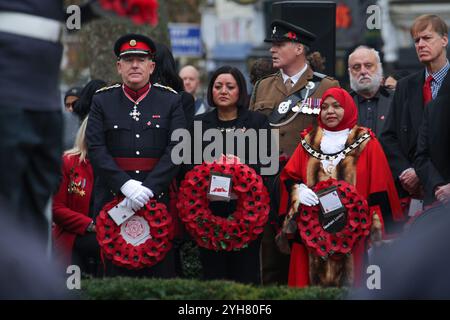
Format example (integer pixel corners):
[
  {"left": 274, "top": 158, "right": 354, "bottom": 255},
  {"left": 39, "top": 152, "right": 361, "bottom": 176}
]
[{"left": 318, "top": 87, "right": 357, "bottom": 132}]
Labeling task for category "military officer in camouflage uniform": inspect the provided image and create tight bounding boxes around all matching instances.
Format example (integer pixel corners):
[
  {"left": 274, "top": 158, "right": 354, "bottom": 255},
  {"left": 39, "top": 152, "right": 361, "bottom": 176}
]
[
  {"left": 86, "top": 34, "right": 186, "bottom": 277},
  {"left": 250, "top": 20, "right": 339, "bottom": 285}
]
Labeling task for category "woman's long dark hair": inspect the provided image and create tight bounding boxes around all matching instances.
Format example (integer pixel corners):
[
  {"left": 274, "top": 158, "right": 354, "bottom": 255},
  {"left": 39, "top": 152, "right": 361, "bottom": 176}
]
[
  {"left": 150, "top": 43, "right": 184, "bottom": 92},
  {"left": 207, "top": 66, "right": 248, "bottom": 109}
]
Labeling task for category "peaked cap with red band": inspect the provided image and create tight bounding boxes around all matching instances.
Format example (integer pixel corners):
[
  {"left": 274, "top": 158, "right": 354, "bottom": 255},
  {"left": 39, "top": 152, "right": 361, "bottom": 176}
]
[
  {"left": 114, "top": 33, "right": 156, "bottom": 58},
  {"left": 264, "top": 19, "right": 316, "bottom": 46}
]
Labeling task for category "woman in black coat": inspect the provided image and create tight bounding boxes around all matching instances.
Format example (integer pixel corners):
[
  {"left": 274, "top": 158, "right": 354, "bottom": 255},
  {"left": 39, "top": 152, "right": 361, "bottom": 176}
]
[{"left": 188, "top": 65, "right": 271, "bottom": 284}]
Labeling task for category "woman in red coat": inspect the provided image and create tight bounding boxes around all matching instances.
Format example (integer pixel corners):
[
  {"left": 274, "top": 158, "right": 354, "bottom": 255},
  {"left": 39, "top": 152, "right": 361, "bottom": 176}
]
[
  {"left": 53, "top": 117, "right": 99, "bottom": 273},
  {"left": 279, "top": 88, "right": 404, "bottom": 287}
]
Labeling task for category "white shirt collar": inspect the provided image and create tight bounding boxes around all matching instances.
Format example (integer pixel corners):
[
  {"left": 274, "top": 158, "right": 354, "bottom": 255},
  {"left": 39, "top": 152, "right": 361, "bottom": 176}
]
[{"left": 281, "top": 64, "right": 308, "bottom": 86}]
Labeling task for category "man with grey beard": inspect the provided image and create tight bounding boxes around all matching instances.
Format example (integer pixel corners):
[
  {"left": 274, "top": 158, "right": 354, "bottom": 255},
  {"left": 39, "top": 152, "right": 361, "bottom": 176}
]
[{"left": 348, "top": 46, "right": 393, "bottom": 137}]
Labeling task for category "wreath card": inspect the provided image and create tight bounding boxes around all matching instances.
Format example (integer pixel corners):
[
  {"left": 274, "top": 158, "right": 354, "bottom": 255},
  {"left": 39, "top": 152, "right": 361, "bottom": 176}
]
[
  {"left": 207, "top": 171, "right": 232, "bottom": 202},
  {"left": 316, "top": 186, "right": 347, "bottom": 233},
  {"left": 108, "top": 202, "right": 135, "bottom": 226}
]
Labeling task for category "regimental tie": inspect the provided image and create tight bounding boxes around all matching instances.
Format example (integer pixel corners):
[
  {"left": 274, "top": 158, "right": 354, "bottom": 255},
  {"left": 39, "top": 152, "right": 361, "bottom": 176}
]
[
  {"left": 122, "top": 84, "right": 151, "bottom": 121},
  {"left": 285, "top": 78, "right": 293, "bottom": 91},
  {"left": 423, "top": 75, "right": 433, "bottom": 105}
]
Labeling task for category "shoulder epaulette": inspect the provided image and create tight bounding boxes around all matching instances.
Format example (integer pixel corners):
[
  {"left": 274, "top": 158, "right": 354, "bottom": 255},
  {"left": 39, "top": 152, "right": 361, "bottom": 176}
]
[
  {"left": 95, "top": 83, "right": 121, "bottom": 93},
  {"left": 251, "top": 71, "right": 279, "bottom": 105},
  {"left": 153, "top": 83, "right": 178, "bottom": 94},
  {"left": 312, "top": 71, "right": 326, "bottom": 79},
  {"left": 313, "top": 71, "right": 336, "bottom": 82}
]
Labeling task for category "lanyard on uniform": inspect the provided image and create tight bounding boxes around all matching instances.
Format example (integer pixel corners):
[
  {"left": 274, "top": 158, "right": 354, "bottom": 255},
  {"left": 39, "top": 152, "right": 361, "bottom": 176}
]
[
  {"left": 122, "top": 84, "right": 151, "bottom": 122},
  {"left": 270, "top": 81, "right": 316, "bottom": 127}
]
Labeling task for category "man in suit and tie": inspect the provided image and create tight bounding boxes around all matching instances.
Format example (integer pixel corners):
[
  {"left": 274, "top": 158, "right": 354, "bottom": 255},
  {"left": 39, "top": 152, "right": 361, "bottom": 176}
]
[
  {"left": 380, "top": 14, "right": 449, "bottom": 210},
  {"left": 348, "top": 46, "right": 393, "bottom": 137},
  {"left": 415, "top": 92, "right": 450, "bottom": 206}
]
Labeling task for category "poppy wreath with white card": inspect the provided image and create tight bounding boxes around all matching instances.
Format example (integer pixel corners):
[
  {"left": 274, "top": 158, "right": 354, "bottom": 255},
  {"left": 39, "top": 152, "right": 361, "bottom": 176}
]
[
  {"left": 297, "top": 178, "right": 372, "bottom": 259},
  {"left": 177, "top": 155, "right": 270, "bottom": 251},
  {"left": 96, "top": 197, "right": 173, "bottom": 269}
]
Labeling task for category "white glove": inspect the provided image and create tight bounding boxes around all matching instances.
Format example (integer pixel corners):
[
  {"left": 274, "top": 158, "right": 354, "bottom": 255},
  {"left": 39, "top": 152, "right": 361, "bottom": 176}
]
[
  {"left": 137, "top": 185, "right": 154, "bottom": 204},
  {"left": 120, "top": 180, "right": 153, "bottom": 210},
  {"left": 131, "top": 185, "right": 153, "bottom": 210},
  {"left": 297, "top": 183, "right": 319, "bottom": 206},
  {"left": 121, "top": 197, "right": 141, "bottom": 212},
  {"left": 120, "top": 179, "right": 142, "bottom": 199}
]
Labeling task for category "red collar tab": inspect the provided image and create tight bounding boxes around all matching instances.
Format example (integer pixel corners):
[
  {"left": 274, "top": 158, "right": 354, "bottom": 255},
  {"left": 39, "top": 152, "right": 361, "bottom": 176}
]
[{"left": 124, "top": 83, "right": 150, "bottom": 101}]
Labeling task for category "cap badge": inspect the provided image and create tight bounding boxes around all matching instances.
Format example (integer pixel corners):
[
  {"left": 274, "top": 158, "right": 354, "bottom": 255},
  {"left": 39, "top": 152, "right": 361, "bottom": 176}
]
[
  {"left": 129, "top": 39, "right": 137, "bottom": 47},
  {"left": 272, "top": 26, "right": 277, "bottom": 35}
]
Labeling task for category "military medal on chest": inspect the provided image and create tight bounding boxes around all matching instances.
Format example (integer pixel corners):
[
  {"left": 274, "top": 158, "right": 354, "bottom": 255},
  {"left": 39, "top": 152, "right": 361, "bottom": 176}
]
[
  {"left": 122, "top": 84, "right": 151, "bottom": 122},
  {"left": 129, "top": 105, "right": 141, "bottom": 121},
  {"left": 271, "top": 81, "right": 320, "bottom": 127},
  {"left": 291, "top": 81, "right": 319, "bottom": 115}
]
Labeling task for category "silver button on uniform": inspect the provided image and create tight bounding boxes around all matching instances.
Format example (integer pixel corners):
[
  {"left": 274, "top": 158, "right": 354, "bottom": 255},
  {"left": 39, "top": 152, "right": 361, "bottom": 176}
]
[
  {"left": 136, "top": 151, "right": 140, "bottom": 155},
  {"left": 136, "top": 134, "right": 140, "bottom": 138}
]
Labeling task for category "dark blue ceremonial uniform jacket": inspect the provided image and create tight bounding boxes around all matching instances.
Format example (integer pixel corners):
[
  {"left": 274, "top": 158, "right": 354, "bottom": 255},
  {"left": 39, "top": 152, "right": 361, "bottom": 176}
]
[{"left": 86, "top": 83, "right": 187, "bottom": 215}]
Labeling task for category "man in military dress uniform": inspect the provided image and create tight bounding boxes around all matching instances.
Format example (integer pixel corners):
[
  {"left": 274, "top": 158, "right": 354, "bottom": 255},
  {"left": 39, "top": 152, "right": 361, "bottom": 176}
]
[
  {"left": 86, "top": 34, "right": 186, "bottom": 277},
  {"left": 249, "top": 20, "right": 339, "bottom": 285}
]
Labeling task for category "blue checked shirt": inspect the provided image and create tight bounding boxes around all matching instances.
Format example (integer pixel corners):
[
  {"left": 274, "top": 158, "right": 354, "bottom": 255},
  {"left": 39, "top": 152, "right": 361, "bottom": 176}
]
[{"left": 425, "top": 60, "right": 450, "bottom": 99}]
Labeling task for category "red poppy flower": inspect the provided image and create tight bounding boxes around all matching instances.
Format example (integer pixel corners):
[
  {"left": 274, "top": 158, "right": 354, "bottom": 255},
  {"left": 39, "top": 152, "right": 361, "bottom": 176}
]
[
  {"left": 301, "top": 225, "right": 317, "bottom": 240},
  {"left": 328, "top": 236, "right": 343, "bottom": 252},
  {"left": 315, "top": 240, "right": 332, "bottom": 258},
  {"left": 286, "top": 32, "right": 297, "bottom": 40},
  {"left": 99, "top": 0, "right": 159, "bottom": 26}
]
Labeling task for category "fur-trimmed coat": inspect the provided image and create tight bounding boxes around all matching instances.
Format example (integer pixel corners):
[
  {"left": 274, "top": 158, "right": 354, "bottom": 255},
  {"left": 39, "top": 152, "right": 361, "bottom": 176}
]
[{"left": 279, "top": 125, "right": 403, "bottom": 287}]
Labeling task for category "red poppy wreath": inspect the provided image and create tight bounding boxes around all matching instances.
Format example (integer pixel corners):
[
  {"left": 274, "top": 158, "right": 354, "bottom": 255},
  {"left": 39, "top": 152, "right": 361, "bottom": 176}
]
[
  {"left": 297, "top": 178, "right": 372, "bottom": 259},
  {"left": 177, "top": 156, "right": 270, "bottom": 251},
  {"left": 96, "top": 198, "right": 172, "bottom": 269},
  {"left": 98, "top": 0, "right": 159, "bottom": 26}
]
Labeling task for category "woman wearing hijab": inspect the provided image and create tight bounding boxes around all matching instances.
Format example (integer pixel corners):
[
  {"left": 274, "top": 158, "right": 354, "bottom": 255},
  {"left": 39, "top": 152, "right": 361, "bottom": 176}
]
[{"left": 279, "top": 87, "right": 404, "bottom": 287}]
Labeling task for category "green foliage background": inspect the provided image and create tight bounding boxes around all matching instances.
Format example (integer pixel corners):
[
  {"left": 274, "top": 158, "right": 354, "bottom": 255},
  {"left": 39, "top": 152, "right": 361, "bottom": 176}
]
[{"left": 82, "top": 277, "right": 347, "bottom": 300}]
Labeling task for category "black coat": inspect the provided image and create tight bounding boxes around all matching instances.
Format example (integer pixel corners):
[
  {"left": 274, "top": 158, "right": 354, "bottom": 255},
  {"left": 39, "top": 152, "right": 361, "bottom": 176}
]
[
  {"left": 184, "top": 108, "right": 271, "bottom": 220},
  {"left": 180, "top": 91, "right": 195, "bottom": 128},
  {"left": 380, "top": 69, "right": 450, "bottom": 195},
  {"left": 86, "top": 84, "right": 186, "bottom": 214},
  {"left": 415, "top": 93, "right": 450, "bottom": 205},
  {"left": 188, "top": 108, "right": 271, "bottom": 175},
  {"left": 350, "top": 86, "right": 393, "bottom": 137}
]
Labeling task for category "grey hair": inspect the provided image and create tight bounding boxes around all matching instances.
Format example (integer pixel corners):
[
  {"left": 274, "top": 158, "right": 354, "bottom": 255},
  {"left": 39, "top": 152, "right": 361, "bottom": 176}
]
[{"left": 348, "top": 45, "right": 382, "bottom": 66}]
